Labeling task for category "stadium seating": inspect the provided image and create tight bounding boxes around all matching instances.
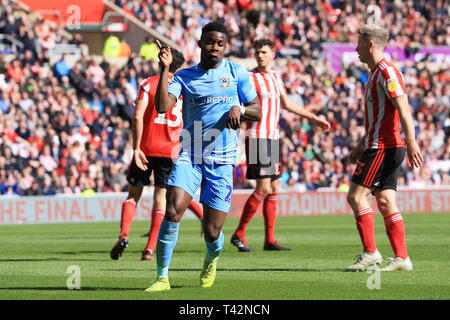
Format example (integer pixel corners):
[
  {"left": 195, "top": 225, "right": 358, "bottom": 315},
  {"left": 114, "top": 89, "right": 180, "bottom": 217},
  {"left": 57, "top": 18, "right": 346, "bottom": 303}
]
[{"left": 0, "top": 0, "right": 448, "bottom": 195}]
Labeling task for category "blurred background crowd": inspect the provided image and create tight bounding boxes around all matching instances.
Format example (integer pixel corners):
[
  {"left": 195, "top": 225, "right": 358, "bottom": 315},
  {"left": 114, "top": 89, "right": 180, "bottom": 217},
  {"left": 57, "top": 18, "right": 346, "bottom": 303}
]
[{"left": 0, "top": 0, "right": 448, "bottom": 196}]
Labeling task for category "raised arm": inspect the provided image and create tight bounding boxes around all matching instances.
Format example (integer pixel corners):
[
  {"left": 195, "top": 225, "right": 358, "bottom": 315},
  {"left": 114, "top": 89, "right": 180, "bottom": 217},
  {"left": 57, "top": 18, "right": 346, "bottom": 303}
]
[
  {"left": 391, "top": 94, "right": 423, "bottom": 168},
  {"left": 155, "top": 40, "right": 177, "bottom": 113},
  {"left": 280, "top": 93, "right": 330, "bottom": 131}
]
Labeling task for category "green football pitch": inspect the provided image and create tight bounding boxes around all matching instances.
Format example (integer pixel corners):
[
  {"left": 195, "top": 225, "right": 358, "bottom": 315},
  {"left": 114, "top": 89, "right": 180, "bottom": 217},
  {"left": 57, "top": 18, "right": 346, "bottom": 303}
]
[{"left": 0, "top": 212, "right": 448, "bottom": 300}]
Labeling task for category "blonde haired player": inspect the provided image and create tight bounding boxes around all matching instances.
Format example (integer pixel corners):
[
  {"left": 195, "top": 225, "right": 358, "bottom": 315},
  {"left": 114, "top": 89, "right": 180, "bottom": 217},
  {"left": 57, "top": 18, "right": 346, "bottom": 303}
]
[{"left": 345, "top": 24, "right": 423, "bottom": 272}]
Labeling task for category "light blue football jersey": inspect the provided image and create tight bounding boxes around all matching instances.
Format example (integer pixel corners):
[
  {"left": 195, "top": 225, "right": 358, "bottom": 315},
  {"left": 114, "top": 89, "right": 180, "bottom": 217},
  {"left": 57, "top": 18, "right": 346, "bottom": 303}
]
[{"left": 168, "top": 59, "right": 257, "bottom": 165}]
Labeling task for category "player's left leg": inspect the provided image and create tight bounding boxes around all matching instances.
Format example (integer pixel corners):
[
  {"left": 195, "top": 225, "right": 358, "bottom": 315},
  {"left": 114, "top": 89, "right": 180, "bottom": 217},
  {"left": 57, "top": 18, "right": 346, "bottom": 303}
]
[
  {"left": 113, "top": 156, "right": 152, "bottom": 260},
  {"left": 145, "top": 186, "right": 193, "bottom": 292},
  {"left": 231, "top": 177, "right": 270, "bottom": 252},
  {"left": 110, "top": 183, "right": 143, "bottom": 260},
  {"left": 142, "top": 186, "right": 167, "bottom": 261},
  {"left": 263, "top": 178, "right": 291, "bottom": 250},
  {"left": 375, "top": 189, "right": 412, "bottom": 271},
  {"left": 231, "top": 138, "right": 267, "bottom": 252},
  {"left": 145, "top": 157, "right": 202, "bottom": 292},
  {"left": 199, "top": 162, "right": 233, "bottom": 287},
  {"left": 345, "top": 182, "right": 382, "bottom": 271},
  {"left": 142, "top": 157, "right": 173, "bottom": 260},
  {"left": 200, "top": 205, "right": 227, "bottom": 288},
  {"left": 119, "top": 184, "right": 143, "bottom": 239}
]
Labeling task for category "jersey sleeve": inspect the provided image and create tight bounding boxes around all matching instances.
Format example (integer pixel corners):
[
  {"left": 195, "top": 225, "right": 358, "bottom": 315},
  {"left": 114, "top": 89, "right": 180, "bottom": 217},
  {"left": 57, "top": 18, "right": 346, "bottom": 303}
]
[
  {"left": 167, "top": 72, "right": 183, "bottom": 101},
  {"left": 136, "top": 79, "right": 150, "bottom": 104},
  {"left": 381, "top": 66, "right": 406, "bottom": 99},
  {"left": 237, "top": 65, "right": 258, "bottom": 104}
]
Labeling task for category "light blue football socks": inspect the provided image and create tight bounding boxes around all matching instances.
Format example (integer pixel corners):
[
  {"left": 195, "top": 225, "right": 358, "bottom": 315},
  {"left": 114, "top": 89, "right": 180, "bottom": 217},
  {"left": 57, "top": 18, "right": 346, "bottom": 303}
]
[
  {"left": 205, "top": 230, "right": 224, "bottom": 261},
  {"left": 156, "top": 218, "right": 180, "bottom": 277}
]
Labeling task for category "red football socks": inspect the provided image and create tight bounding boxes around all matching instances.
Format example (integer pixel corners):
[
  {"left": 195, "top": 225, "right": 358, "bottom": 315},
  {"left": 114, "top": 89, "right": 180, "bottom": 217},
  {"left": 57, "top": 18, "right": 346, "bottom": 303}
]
[
  {"left": 188, "top": 200, "right": 203, "bottom": 220},
  {"left": 354, "top": 207, "right": 377, "bottom": 253},
  {"left": 233, "top": 190, "right": 265, "bottom": 239},
  {"left": 384, "top": 212, "right": 408, "bottom": 259},
  {"left": 119, "top": 199, "right": 137, "bottom": 239},
  {"left": 263, "top": 193, "right": 277, "bottom": 245},
  {"left": 145, "top": 208, "right": 166, "bottom": 252}
]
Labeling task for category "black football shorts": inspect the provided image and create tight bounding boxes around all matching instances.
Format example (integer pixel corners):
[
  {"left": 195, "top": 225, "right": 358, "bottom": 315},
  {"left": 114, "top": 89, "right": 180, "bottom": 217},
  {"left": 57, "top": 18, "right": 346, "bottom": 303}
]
[
  {"left": 351, "top": 147, "right": 405, "bottom": 191},
  {"left": 245, "top": 138, "right": 282, "bottom": 180},
  {"left": 127, "top": 156, "right": 174, "bottom": 188}
]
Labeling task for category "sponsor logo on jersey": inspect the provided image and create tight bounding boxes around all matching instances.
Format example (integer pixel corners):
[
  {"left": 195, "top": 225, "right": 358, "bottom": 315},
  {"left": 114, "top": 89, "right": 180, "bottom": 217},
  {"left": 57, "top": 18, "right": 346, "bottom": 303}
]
[
  {"left": 189, "top": 96, "right": 233, "bottom": 104},
  {"left": 386, "top": 79, "right": 397, "bottom": 92},
  {"left": 220, "top": 77, "right": 231, "bottom": 88}
]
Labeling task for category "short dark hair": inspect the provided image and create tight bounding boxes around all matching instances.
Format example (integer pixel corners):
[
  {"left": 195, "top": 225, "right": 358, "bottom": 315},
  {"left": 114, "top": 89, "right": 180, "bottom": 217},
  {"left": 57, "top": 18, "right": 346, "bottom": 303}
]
[
  {"left": 169, "top": 49, "right": 185, "bottom": 73},
  {"left": 253, "top": 38, "right": 275, "bottom": 50},
  {"left": 200, "top": 20, "right": 229, "bottom": 41}
]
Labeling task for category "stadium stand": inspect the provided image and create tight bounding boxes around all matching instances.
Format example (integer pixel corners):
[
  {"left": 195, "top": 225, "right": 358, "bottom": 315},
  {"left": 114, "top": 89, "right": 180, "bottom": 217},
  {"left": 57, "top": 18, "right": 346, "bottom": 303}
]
[{"left": 0, "top": 0, "right": 448, "bottom": 196}]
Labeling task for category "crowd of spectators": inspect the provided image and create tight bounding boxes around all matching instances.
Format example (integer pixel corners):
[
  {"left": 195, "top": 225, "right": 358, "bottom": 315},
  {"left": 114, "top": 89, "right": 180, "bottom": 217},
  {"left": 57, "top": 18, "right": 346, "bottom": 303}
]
[{"left": 0, "top": 0, "right": 448, "bottom": 196}]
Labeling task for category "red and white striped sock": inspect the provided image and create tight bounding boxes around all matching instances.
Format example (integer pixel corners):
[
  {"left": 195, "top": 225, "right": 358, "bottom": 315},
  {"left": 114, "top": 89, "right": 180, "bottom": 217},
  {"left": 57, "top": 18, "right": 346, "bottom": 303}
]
[
  {"left": 354, "top": 207, "right": 377, "bottom": 253},
  {"left": 384, "top": 212, "right": 408, "bottom": 260}
]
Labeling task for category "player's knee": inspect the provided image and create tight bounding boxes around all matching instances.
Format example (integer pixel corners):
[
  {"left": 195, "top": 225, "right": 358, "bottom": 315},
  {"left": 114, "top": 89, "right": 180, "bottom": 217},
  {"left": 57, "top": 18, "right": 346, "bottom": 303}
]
[
  {"left": 203, "top": 224, "right": 221, "bottom": 242},
  {"left": 270, "top": 185, "right": 279, "bottom": 194},
  {"left": 346, "top": 192, "right": 356, "bottom": 205},
  {"left": 347, "top": 191, "right": 363, "bottom": 207},
  {"left": 164, "top": 205, "right": 182, "bottom": 223},
  {"left": 164, "top": 190, "right": 187, "bottom": 222},
  {"left": 127, "top": 191, "right": 141, "bottom": 204},
  {"left": 375, "top": 196, "right": 390, "bottom": 213},
  {"left": 256, "top": 185, "right": 271, "bottom": 196},
  {"left": 164, "top": 198, "right": 182, "bottom": 223}
]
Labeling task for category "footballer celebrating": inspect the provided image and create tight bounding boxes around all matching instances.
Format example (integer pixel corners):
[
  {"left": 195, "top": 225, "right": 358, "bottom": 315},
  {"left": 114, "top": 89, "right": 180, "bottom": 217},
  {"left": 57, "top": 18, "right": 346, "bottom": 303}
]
[
  {"left": 145, "top": 21, "right": 261, "bottom": 292},
  {"left": 109, "top": 49, "right": 203, "bottom": 262}
]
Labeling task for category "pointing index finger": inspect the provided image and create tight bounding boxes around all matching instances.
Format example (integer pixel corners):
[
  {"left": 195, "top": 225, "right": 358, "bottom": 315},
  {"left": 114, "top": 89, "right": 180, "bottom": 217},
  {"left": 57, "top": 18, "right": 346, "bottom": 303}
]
[{"left": 155, "top": 39, "right": 162, "bottom": 49}]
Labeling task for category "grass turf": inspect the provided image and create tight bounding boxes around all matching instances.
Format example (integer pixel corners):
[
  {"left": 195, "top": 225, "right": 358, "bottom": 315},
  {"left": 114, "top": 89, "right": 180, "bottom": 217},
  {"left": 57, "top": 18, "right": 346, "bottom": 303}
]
[{"left": 0, "top": 212, "right": 448, "bottom": 300}]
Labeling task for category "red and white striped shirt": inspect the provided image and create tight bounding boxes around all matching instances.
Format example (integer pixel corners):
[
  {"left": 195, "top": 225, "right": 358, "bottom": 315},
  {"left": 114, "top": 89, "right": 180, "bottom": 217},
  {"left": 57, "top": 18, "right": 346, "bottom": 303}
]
[
  {"left": 245, "top": 70, "right": 286, "bottom": 140},
  {"left": 135, "top": 75, "right": 183, "bottom": 158},
  {"left": 363, "top": 58, "right": 406, "bottom": 149}
]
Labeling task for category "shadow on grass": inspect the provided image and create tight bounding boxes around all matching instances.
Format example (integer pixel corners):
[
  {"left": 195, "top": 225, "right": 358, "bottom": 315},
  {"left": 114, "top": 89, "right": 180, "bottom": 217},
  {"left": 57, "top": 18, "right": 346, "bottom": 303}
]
[
  {"left": 167, "top": 267, "right": 341, "bottom": 272},
  {"left": 58, "top": 251, "right": 138, "bottom": 255},
  {"left": 0, "top": 285, "right": 187, "bottom": 291},
  {"left": 0, "top": 287, "right": 161, "bottom": 291},
  {"left": 0, "top": 258, "right": 100, "bottom": 262}
]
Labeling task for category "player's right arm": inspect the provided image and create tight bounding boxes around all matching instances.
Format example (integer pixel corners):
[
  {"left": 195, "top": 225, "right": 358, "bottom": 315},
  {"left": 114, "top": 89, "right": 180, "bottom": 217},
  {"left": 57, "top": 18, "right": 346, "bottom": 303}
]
[
  {"left": 280, "top": 93, "right": 331, "bottom": 131},
  {"left": 381, "top": 67, "right": 423, "bottom": 169},
  {"left": 227, "top": 98, "right": 261, "bottom": 130},
  {"left": 155, "top": 40, "right": 177, "bottom": 113},
  {"left": 227, "top": 64, "right": 261, "bottom": 129},
  {"left": 132, "top": 97, "right": 149, "bottom": 171},
  {"left": 349, "top": 133, "right": 367, "bottom": 164},
  {"left": 391, "top": 95, "right": 423, "bottom": 168}
]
